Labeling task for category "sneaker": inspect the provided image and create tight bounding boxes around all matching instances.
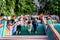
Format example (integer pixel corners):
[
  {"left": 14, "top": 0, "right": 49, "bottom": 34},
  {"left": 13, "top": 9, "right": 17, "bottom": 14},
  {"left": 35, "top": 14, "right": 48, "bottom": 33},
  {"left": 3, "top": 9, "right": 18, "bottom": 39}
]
[
  {"left": 28, "top": 29, "right": 31, "bottom": 33},
  {"left": 35, "top": 31, "right": 37, "bottom": 34},
  {"left": 16, "top": 31, "right": 18, "bottom": 35},
  {"left": 19, "top": 31, "right": 21, "bottom": 34}
]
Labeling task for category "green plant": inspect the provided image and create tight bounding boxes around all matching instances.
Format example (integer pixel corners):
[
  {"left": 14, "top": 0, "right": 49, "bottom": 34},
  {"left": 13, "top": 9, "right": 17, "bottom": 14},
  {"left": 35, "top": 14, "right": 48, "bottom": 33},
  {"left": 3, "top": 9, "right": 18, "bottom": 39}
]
[{"left": 0, "top": 0, "right": 37, "bottom": 16}]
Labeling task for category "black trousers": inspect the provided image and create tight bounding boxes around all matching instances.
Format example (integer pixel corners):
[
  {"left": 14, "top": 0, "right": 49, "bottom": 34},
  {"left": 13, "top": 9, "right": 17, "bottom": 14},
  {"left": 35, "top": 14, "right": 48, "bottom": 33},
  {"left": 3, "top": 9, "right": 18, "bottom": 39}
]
[
  {"left": 33, "top": 25, "right": 37, "bottom": 32},
  {"left": 17, "top": 25, "right": 21, "bottom": 32}
]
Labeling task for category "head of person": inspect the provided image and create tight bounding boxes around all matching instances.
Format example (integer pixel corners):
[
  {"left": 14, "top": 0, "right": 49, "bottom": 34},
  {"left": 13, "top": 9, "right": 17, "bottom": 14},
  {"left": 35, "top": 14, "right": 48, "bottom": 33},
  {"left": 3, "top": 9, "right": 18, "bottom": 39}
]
[
  {"left": 20, "top": 15, "right": 24, "bottom": 20},
  {"left": 47, "top": 17, "right": 52, "bottom": 20},
  {"left": 21, "top": 15, "right": 24, "bottom": 18},
  {"left": 53, "top": 20, "right": 58, "bottom": 24},
  {"left": 12, "top": 15, "right": 15, "bottom": 20},
  {"left": 8, "top": 16, "right": 11, "bottom": 20},
  {"left": 8, "top": 20, "right": 12, "bottom": 26},
  {"left": 33, "top": 18, "right": 36, "bottom": 21},
  {"left": 38, "top": 13, "right": 44, "bottom": 19},
  {"left": 0, "top": 15, "right": 3, "bottom": 19},
  {"left": 3, "top": 16, "right": 7, "bottom": 20}
]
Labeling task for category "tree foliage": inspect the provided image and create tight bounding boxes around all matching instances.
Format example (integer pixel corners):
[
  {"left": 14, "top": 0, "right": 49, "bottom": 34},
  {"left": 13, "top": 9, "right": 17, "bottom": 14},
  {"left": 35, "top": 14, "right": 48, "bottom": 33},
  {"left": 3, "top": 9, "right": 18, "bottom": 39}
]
[
  {"left": 44, "top": 0, "right": 59, "bottom": 15},
  {"left": 0, "top": 0, "right": 36, "bottom": 16},
  {"left": 0, "top": 0, "right": 59, "bottom": 16}
]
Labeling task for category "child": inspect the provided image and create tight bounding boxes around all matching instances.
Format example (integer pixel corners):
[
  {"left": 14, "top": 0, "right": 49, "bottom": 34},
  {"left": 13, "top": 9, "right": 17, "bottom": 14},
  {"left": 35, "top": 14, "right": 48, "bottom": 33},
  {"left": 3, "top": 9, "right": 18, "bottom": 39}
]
[
  {"left": 7, "top": 20, "right": 13, "bottom": 36},
  {"left": 32, "top": 18, "right": 38, "bottom": 33}
]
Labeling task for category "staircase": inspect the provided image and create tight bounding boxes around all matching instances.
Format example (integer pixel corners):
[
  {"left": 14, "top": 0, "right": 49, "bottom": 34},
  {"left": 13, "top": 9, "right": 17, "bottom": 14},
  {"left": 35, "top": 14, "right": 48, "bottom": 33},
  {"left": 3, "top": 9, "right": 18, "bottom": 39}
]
[{"left": 0, "top": 35, "right": 49, "bottom": 40}]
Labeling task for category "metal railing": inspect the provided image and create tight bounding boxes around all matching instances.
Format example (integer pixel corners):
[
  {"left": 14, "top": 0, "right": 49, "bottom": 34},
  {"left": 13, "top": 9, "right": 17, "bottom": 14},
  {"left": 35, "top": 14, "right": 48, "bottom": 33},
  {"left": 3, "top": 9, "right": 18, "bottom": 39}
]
[{"left": 48, "top": 24, "right": 60, "bottom": 40}]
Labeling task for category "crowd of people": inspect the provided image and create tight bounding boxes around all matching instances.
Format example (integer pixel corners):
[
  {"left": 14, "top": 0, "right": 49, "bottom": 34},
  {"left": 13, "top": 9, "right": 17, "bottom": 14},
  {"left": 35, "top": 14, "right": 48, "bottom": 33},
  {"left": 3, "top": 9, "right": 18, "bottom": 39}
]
[{"left": 0, "top": 13, "right": 60, "bottom": 35}]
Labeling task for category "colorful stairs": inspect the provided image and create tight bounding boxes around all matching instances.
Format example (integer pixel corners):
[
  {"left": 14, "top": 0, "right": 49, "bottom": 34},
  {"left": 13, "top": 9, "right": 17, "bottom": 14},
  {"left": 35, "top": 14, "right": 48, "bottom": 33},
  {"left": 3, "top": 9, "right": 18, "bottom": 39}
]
[
  {"left": 0, "top": 20, "right": 60, "bottom": 40},
  {"left": 13, "top": 24, "right": 46, "bottom": 35}
]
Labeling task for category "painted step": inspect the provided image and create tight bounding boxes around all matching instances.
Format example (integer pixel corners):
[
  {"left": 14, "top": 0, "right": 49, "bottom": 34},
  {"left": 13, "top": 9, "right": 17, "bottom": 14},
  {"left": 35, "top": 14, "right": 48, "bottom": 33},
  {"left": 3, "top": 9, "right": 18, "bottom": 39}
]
[{"left": 0, "top": 35, "right": 49, "bottom": 40}]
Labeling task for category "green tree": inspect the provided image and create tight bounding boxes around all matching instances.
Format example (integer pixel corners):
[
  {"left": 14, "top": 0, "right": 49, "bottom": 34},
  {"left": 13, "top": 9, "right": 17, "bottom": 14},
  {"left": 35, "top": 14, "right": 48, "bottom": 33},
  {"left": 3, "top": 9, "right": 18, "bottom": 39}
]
[
  {"left": 0, "top": 0, "right": 16, "bottom": 16},
  {"left": 44, "top": 0, "right": 59, "bottom": 15},
  {"left": 0, "top": 0, "right": 36, "bottom": 16},
  {"left": 15, "top": 0, "right": 36, "bottom": 15}
]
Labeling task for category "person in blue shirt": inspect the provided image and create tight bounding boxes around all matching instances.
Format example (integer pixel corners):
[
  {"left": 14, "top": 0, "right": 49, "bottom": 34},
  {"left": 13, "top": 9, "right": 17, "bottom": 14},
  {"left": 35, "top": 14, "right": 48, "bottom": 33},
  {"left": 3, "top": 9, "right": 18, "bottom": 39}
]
[{"left": 32, "top": 18, "right": 38, "bottom": 33}]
